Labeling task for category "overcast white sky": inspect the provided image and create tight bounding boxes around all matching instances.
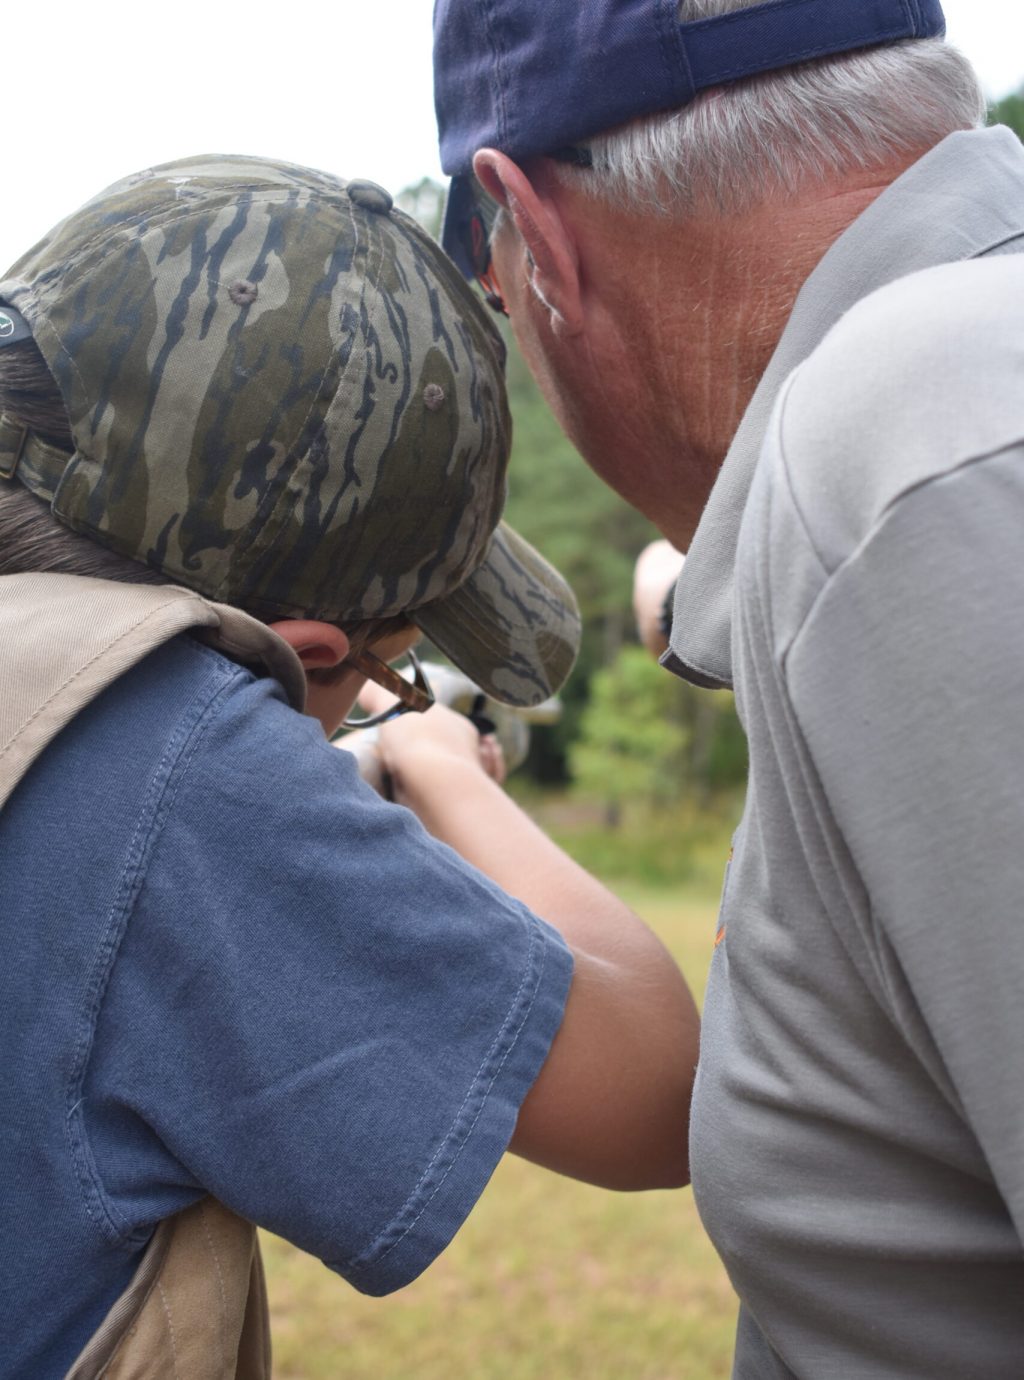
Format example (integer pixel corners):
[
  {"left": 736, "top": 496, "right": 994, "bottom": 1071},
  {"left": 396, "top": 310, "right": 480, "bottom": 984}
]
[{"left": 2, "top": 0, "right": 1023, "bottom": 268}]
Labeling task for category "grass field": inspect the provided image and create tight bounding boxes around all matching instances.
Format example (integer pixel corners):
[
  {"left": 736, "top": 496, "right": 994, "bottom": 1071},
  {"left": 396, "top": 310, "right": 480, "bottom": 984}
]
[{"left": 263, "top": 863, "right": 738, "bottom": 1378}]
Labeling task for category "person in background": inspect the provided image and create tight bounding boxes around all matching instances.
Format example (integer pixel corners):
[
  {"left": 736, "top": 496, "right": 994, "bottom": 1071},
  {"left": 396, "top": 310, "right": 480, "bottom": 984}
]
[
  {"left": 633, "top": 539, "right": 686, "bottom": 658},
  {"left": 0, "top": 156, "right": 697, "bottom": 1379},
  {"left": 433, "top": 0, "right": 1024, "bottom": 1374}
]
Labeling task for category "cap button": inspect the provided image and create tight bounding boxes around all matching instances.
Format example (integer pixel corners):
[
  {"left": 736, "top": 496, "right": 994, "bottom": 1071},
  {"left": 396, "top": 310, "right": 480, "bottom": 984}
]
[{"left": 347, "top": 181, "right": 393, "bottom": 215}]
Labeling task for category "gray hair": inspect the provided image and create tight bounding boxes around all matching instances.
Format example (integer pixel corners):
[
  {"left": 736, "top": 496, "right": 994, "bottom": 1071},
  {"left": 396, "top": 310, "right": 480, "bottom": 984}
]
[{"left": 555, "top": 8, "right": 986, "bottom": 215}]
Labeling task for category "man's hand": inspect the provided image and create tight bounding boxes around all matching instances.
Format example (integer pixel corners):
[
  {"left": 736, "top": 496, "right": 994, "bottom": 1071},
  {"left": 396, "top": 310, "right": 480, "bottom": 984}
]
[{"left": 633, "top": 539, "right": 685, "bottom": 658}]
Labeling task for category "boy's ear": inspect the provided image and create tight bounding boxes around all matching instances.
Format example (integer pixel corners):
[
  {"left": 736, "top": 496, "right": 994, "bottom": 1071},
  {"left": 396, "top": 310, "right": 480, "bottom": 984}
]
[
  {"left": 473, "top": 149, "right": 583, "bottom": 335},
  {"left": 269, "top": 619, "right": 350, "bottom": 671}
]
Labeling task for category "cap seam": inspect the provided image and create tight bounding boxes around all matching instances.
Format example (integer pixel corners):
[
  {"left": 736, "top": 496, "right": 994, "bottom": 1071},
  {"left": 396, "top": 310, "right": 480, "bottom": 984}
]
[
  {"left": 224, "top": 194, "right": 381, "bottom": 609},
  {"left": 24, "top": 188, "right": 353, "bottom": 301},
  {"left": 479, "top": 0, "right": 513, "bottom": 153},
  {"left": 655, "top": 0, "right": 688, "bottom": 99}
]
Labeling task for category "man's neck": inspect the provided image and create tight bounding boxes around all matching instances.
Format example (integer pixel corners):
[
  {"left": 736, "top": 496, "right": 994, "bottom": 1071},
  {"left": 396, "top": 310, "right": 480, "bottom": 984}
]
[{"left": 578, "top": 157, "right": 925, "bottom": 548}]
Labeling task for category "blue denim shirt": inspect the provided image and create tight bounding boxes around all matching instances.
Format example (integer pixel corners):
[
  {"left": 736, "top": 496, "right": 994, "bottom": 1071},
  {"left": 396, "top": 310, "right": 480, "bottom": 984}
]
[{"left": 0, "top": 635, "right": 571, "bottom": 1378}]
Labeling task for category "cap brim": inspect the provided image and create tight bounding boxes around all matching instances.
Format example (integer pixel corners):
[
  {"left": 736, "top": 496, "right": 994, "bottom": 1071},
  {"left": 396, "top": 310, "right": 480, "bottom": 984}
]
[
  {"left": 440, "top": 176, "right": 478, "bottom": 280},
  {"left": 413, "top": 521, "right": 581, "bottom": 708}
]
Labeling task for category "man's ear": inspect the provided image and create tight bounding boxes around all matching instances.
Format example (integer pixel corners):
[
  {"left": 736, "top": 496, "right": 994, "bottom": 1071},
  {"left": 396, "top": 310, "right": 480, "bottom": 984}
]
[
  {"left": 269, "top": 619, "right": 350, "bottom": 671},
  {"left": 473, "top": 149, "right": 583, "bottom": 335}
]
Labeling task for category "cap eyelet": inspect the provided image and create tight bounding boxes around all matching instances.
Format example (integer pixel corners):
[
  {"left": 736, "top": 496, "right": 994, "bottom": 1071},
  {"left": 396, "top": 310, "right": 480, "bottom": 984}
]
[{"left": 228, "top": 280, "right": 259, "bottom": 306}]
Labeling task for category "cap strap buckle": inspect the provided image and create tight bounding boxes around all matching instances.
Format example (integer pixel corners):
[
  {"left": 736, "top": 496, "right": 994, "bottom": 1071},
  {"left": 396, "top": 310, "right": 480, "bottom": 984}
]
[
  {"left": 0, "top": 411, "right": 71, "bottom": 499},
  {"left": 0, "top": 412, "right": 29, "bottom": 481}
]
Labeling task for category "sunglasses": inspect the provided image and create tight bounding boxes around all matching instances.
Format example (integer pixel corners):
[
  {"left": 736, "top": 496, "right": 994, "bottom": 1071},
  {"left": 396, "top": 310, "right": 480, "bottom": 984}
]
[
  {"left": 447, "top": 177, "right": 508, "bottom": 315},
  {"left": 341, "top": 647, "right": 435, "bottom": 729},
  {"left": 447, "top": 149, "right": 593, "bottom": 319}
]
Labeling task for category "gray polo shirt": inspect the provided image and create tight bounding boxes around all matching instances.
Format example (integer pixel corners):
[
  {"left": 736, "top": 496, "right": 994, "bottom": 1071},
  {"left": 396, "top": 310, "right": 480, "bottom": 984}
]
[{"left": 668, "top": 127, "right": 1024, "bottom": 1378}]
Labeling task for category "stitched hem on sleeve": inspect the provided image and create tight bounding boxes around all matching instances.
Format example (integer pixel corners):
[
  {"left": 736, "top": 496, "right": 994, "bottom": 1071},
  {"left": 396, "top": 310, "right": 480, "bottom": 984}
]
[{"left": 335, "top": 914, "right": 573, "bottom": 1296}]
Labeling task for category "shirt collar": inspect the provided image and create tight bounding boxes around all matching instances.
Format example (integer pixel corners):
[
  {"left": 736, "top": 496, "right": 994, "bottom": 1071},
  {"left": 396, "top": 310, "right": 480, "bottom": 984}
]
[{"left": 664, "top": 124, "right": 1024, "bottom": 690}]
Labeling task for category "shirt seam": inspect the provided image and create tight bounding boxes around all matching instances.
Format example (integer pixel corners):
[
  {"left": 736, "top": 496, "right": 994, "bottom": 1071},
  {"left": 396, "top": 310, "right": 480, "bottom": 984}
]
[
  {"left": 977, "top": 228, "right": 1024, "bottom": 257},
  {"left": 748, "top": 480, "right": 908, "bottom": 1036},
  {"left": 772, "top": 370, "right": 832, "bottom": 580},
  {"left": 775, "top": 443, "right": 1024, "bottom": 1056},
  {"left": 66, "top": 651, "right": 248, "bottom": 1250},
  {"left": 780, "top": 440, "right": 1024, "bottom": 663},
  {"left": 774, "top": 335, "right": 1024, "bottom": 643},
  {"left": 340, "top": 909, "right": 553, "bottom": 1281}
]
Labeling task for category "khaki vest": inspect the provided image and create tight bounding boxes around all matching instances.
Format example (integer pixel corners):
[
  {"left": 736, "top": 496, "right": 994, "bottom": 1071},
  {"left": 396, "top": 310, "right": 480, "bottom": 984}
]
[{"left": 0, "top": 573, "right": 308, "bottom": 1380}]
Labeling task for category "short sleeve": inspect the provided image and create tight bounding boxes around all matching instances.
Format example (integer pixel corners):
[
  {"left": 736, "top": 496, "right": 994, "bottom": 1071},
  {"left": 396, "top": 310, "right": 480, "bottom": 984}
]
[
  {"left": 785, "top": 447, "right": 1024, "bottom": 1244},
  {"left": 84, "top": 668, "right": 572, "bottom": 1295}
]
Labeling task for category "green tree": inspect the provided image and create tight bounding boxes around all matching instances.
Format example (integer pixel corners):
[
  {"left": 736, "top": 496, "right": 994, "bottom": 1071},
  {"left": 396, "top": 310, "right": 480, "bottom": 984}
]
[
  {"left": 501, "top": 331, "right": 660, "bottom": 778},
  {"left": 990, "top": 89, "right": 1024, "bottom": 141},
  {"left": 396, "top": 177, "right": 445, "bottom": 239},
  {"left": 674, "top": 681, "right": 749, "bottom": 803},
  {"left": 570, "top": 646, "right": 689, "bottom": 825},
  {"left": 570, "top": 645, "right": 748, "bottom": 820}
]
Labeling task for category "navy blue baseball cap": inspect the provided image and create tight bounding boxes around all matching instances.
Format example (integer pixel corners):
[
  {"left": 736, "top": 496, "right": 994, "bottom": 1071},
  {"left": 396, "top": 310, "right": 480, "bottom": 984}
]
[{"left": 436, "top": 0, "right": 946, "bottom": 277}]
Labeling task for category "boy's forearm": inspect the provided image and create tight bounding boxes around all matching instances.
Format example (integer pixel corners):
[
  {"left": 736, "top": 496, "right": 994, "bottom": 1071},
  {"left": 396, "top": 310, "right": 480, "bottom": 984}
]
[{"left": 389, "top": 748, "right": 699, "bottom": 1190}]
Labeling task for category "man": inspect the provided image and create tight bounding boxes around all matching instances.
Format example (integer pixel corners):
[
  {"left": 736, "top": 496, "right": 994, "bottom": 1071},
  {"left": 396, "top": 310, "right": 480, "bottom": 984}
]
[
  {"left": 433, "top": 1, "right": 1024, "bottom": 1375},
  {"left": 0, "top": 156, "right": 698, "bottom": 1378}
]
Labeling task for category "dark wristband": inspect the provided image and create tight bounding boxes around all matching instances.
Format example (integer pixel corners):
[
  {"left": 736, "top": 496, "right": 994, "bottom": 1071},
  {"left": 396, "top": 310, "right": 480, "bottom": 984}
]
[{"left": 658, "top": 580, "right": 676, "bottom": 639}]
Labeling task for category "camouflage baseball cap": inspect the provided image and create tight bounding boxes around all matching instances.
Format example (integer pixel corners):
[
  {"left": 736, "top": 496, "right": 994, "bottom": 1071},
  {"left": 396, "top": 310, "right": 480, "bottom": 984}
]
[{"left": 0, "top": 155, "right": 579, "bottom": 706}]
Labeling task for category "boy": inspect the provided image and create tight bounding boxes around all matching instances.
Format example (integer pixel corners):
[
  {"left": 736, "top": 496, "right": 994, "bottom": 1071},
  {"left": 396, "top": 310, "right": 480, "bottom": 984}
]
[{"left": 0, "top": 155, "right": 697, "bottom": 1377}]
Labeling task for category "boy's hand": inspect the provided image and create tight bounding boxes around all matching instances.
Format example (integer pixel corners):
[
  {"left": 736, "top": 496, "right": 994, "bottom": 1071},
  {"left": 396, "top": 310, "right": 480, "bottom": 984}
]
[
  {"left": 345, "top": 668, "right": 696, "bottom": 1194},
  {"left": 355, "top": 681, "right": 506, "bottom": 788}
]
